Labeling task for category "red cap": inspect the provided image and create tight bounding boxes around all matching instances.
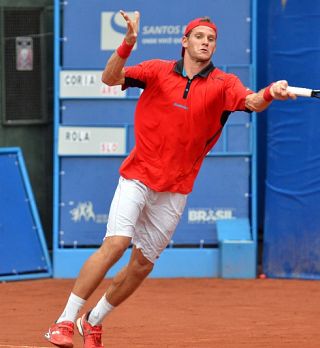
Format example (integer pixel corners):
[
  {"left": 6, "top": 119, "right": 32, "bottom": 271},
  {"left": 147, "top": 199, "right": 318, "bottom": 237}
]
[{"left": 181, "top": 18, "right": 218, "bottom": 57}]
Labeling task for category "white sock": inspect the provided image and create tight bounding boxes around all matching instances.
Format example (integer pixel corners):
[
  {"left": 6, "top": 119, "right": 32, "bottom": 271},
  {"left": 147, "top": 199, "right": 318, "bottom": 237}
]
[
  {"left": 56, "top": 292, "right": 86, "bottom": 323},
  {"left": 88, "top": 295, "right": 114, "bottom": 326}
]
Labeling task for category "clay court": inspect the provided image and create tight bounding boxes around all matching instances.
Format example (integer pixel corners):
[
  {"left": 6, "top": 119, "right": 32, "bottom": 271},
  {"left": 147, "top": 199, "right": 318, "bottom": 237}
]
[
  {"left": 0, "top": 277, "right": 319, "bottom": 348},
  {"left": 1, "top": 1, "right": 320, "bottom": 347}
]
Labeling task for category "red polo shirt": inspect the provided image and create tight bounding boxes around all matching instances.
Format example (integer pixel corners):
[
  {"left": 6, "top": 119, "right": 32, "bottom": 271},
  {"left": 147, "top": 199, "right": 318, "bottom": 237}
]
[{"left": 120, "top": 59, "right": 253, "bottom": 194}]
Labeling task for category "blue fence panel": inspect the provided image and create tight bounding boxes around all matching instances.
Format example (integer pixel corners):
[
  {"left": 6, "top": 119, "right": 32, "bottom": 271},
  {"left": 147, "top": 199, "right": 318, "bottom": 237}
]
[
  {"left": 0, "top": 148, "right": 52, "bottom": 280},
  {"left": 53, "top": 0, "right": 257, "bottom": 277},
  {"left": 58, "top": 156, "right": 250, "bottom": 246},
  {"left": 174, "top": 156, "right": 250, "bottom": 244},
  {"left": 61, "top": 99, "right": 137, "bottom": 125},
  {"left": 59, "top": 157, "right": 121, "bottom": 246},
  {"left": 263, "top": 0, "right": 320, "bottom": 279}
]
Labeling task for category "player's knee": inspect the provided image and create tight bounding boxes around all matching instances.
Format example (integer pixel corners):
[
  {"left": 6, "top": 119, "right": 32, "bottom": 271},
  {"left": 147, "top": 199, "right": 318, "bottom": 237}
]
[
  {"left": 100, "top": 236, "right": 131, "bottom": 260},
  {"left": 132, "top": 262, "right": 153, "bottom": 280},
  {"left": 131, "top": 251, "right": 154, "bottom": 279}
]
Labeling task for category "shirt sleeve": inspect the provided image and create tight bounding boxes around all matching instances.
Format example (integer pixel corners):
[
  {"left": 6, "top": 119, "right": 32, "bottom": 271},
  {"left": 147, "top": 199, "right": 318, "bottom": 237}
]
[
  {"left": 122, "top": 59, "right": 159, "bottom": 90},
  {"left": 223, "top": 74, "right": 253, "bottom": 111}
]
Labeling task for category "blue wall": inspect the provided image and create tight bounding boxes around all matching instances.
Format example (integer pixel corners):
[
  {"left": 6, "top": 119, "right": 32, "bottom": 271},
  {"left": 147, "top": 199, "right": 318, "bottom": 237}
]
[
  {"left": 261, "top": 1, "right": 320, "bottom": 278},
  {"left": 55, "top": 0, "right": 255, "bottom": 248},
  {"left": 0, "top": 148, "right": 52, "bottom": 281},
  {"left": 53, "top": 0, "right": 257, "bottom": 278}
]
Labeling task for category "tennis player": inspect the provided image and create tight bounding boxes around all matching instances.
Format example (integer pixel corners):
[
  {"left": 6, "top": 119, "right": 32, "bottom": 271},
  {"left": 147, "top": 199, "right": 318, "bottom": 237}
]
[{"left": 45, "top": 10, "right": 296, "bottom": 348}]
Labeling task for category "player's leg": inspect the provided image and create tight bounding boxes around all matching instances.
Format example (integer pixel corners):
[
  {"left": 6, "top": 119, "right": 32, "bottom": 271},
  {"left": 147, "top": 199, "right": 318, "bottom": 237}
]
[
  {"left": 45, "top": 177, "right": 148, "bottom": 347},
  {"left": 92, "top": 190, "right": 188, "bottom": 311},
  {"left": 72, "top": 235, "right": 131, "bottom": 300},
  {"left": 76, "top": 246, "right": 153, "bottom": 344},
  {"left": 44, "top": 236, "right": 131, "bottom": 348},
  {"left": 81, "top": 189, "right": 187, "bottom": 329},
  {"left": 105, "top": 245, "right": 154, "bottom": 305},
  {"left": 72, "top": 176, "right": 148, "bottom": 301}
]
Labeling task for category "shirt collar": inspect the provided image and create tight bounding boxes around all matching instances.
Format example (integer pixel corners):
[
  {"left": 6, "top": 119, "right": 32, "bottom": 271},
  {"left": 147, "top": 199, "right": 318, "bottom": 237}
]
[{"left": 174, "top": 59, "right": 215, "bottom": 78}]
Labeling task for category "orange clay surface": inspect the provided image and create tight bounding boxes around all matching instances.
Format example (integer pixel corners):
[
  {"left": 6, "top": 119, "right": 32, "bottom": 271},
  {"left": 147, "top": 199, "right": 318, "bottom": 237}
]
[{"left": 0, "top": 278, "right": 320, "bottom": 347}]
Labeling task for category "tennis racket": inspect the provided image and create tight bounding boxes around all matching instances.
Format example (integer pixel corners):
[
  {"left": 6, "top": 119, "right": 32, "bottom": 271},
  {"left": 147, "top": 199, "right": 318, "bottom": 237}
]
[{"left": 287, "top": 86, "right": 320, "bottom": 99}]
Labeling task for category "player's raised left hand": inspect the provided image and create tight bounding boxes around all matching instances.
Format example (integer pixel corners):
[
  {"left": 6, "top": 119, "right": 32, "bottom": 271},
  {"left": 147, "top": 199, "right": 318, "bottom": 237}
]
[{"left": 120, "top": 10, "right": 140, "bottom": 46}]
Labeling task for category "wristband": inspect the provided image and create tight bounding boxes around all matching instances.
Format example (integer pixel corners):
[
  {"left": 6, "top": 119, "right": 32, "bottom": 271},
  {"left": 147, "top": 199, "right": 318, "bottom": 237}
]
[
  {"left": 117, "top": 39, "right": 134, "bottom": 59},
  {"left": 263, "top": 83, "right": 274, "bottom": 102}
]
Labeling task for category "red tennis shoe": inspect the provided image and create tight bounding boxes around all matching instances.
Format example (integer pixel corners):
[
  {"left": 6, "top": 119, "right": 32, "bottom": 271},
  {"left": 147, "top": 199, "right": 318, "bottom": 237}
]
[
  {"left": 44, "top": 321, "right": 74, "bottom": 348},
  {"left": 76, "top": 313, "right": 104, "bottom": 348}
]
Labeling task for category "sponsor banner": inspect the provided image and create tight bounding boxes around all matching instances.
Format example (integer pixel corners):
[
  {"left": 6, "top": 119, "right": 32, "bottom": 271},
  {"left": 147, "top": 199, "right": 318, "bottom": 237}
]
[
  {"left": 101, "top": 11, "right": 184, "bottom": 51},
  {"left": 60, "top": 70, "right": 126, "bottom": 98},
  {"left": 60, "top": 200, "right": 108, "bottom": 247},
  {"left": 58, "top": 126, "right": 126, "bottom": 155},
  {"left": 62, "top": 0, "right": 251, "bottom": 68},
  {"left": 101, "top": 11, "right": 139, "bottom": 51},
  {"left": 69, "top": 201, "right": 108, "bottom": 225},
  {"left": 188, "top": 208, "right": 234, "bottom": 224}
]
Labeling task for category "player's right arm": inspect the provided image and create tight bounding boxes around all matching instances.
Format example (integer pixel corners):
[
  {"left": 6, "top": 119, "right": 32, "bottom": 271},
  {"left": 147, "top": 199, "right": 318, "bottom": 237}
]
[{"left": 101, "top": 10, "right": 140, "bottom": 86}]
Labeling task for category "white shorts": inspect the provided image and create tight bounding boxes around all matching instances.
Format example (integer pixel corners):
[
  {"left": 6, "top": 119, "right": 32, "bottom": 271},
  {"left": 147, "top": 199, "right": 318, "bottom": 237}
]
[{"left": 105, "top": 176, "right": 187, "bottom": 263}]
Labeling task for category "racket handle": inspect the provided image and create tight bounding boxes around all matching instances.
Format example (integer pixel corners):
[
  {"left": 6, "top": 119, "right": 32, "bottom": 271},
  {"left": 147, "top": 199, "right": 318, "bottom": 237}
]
[{"left": 287, "top": 86, "right": 313, "bottom": 97}]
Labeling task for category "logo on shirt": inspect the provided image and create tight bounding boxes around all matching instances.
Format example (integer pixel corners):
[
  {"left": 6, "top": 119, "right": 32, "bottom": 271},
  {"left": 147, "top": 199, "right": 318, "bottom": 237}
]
[
  {"left": 101, "top": 11, "right": 138, "bottom": 51},
  {"left": 173, "top": 102, "right": 188, "bottom": 110}
]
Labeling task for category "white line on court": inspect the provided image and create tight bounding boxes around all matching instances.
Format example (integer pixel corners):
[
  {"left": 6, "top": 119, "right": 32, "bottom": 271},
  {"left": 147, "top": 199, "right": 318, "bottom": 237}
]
[{"left": 0, "top": 345, "right": 50, "bottom": 348}]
